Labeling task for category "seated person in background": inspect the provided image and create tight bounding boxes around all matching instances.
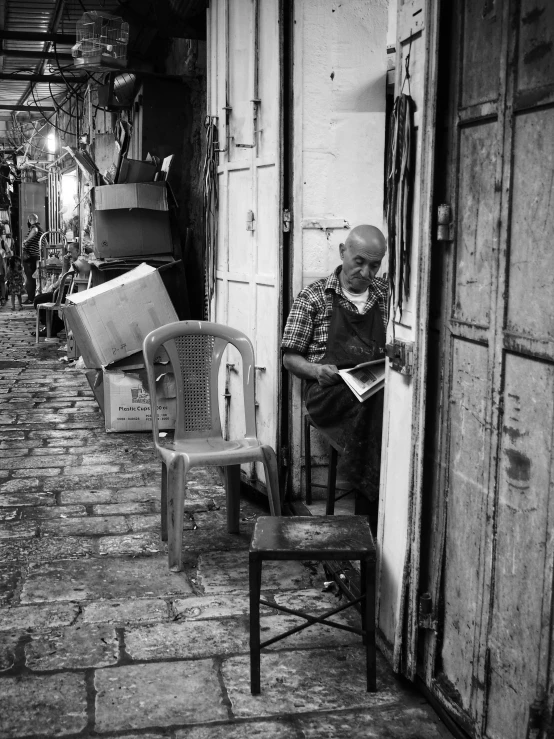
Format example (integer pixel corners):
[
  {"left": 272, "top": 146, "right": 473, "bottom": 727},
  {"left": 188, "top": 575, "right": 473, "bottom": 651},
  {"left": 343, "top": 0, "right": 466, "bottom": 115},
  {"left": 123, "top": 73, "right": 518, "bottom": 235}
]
[
  {"left": 281, "top": 225, "right": 388, "bottom": 523},
  {"left": 33, "top": 242, "right": 81, "bottom": 338}
]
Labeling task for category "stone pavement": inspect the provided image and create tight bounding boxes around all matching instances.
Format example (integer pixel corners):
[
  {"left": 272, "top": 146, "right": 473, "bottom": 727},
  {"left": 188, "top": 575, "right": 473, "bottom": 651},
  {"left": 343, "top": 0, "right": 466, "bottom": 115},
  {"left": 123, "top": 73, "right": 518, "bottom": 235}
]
[{"left": 0, "top": 304, "right": 453, "bottom": 739}]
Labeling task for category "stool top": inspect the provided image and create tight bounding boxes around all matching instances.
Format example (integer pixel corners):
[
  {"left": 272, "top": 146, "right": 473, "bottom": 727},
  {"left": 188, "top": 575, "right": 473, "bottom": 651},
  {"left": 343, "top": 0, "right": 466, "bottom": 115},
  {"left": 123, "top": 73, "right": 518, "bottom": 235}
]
[{"left": 250, "top": 516, "right": 375, "bottom": 561}]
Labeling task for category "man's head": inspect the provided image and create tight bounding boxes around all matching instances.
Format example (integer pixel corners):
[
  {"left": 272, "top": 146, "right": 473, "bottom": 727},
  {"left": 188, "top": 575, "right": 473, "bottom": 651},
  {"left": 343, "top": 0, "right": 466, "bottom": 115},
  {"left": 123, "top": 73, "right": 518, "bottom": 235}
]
[
  {"left": 67, "top": 243, "right": 80, "bottom": 262},
  {"left": 28, "top": 213, "right": 38, "bottom": 225},
  {"left": 339, "top": 225, "right": 386, "bottom": 294}
]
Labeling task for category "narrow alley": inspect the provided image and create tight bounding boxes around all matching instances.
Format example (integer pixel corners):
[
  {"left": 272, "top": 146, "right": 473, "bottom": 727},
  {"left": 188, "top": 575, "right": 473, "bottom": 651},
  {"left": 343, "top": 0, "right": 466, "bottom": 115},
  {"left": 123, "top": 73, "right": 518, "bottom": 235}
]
[{"left": 0, "top": 305, "right": 451, "bottom": 738}]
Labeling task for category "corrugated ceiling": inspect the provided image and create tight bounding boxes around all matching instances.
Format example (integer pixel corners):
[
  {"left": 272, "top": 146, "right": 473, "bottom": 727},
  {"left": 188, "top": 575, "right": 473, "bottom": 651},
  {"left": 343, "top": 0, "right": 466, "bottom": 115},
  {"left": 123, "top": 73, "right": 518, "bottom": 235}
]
[{"left": 0, "top": 0, "right": 120, "bottom": 121}]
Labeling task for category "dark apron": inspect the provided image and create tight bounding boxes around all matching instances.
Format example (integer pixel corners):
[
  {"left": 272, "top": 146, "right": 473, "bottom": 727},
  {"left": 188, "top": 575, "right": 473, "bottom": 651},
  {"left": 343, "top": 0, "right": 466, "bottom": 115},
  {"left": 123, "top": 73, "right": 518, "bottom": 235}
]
[{"left": 305, "top": 293, "right": 386, "bottom": 501}]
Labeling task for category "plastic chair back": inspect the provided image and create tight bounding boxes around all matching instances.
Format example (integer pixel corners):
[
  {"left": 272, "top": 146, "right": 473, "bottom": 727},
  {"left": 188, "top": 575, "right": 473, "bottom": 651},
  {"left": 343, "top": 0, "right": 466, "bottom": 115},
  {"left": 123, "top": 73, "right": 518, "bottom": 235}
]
[
  {"left": 53, "top": 271, "right": 76, "bottom": 307},
  {"left": 143, "top": 321, "right": 257, "bottom": 443}
]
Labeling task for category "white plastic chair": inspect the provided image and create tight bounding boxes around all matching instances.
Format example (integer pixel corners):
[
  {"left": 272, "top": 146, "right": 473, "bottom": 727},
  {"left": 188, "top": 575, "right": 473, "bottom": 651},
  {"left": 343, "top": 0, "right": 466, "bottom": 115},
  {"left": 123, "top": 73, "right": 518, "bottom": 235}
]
[{"left": 143, "top": 320, "right": 282, "bottom": 572}]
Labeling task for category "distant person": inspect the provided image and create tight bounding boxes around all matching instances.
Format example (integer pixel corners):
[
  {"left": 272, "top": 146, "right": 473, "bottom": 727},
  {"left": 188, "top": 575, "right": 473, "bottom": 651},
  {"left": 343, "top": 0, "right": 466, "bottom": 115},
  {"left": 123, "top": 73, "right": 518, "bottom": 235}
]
[
  {"left": 21, "top": 213, "right": 43, "bottom": 303},
  {"left": 0, "top": 244, "right": 6, "bottom": 306},
  {"left": 6, "top": 255, "right": 24, "bottom": 310}
]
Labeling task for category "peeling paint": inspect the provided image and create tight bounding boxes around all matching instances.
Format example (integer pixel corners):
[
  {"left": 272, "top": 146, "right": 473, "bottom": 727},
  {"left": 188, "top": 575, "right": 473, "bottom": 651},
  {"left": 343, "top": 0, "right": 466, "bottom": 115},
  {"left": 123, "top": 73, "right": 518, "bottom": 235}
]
[
  {"left": 502, "top": 425, "right": 526, "bottom": 442},
  {"left": 521, "top": 6, "right": 545, "bottom": 25},
  {"left": 523, "top": 41, "right": 552, "bottom": 65},
  {"left": 504, "top": 448, "right": 531, "bottom": 482}
]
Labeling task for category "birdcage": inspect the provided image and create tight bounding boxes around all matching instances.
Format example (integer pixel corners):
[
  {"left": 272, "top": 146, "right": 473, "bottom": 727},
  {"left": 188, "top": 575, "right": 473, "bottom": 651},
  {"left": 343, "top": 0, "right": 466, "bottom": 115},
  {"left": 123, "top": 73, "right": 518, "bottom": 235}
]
[{"left": 72, "top": 12, "right": 129, "bottom": 69}]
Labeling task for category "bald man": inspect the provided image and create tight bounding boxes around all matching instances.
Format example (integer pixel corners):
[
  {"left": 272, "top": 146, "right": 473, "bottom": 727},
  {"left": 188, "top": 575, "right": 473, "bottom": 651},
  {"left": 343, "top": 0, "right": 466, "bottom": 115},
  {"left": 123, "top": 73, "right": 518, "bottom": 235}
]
[{"left": 282, "top": 225, "right": 388, "bottom": 511}]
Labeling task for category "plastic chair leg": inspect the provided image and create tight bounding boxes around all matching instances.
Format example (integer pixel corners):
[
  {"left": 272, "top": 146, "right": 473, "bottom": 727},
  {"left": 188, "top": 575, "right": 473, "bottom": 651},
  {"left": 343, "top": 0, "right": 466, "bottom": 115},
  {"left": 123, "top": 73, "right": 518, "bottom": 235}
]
[
  {"left": 167, "top": 455, "right": 187, "bottom": 572},
  {"left": 46, "top": 309, "right": 53, "bottom": 339},
  {"left": 224, "top": 465, "right": 241, "bottom": 534},
  {"left": 260, "top": 445, "right": 281, "bottom": 516},
  {"left": 304, "top": 414, "right": 312, "bottom": 505},
  {"left": 160, "top": 461, "right": 168, "bottom": 542}
]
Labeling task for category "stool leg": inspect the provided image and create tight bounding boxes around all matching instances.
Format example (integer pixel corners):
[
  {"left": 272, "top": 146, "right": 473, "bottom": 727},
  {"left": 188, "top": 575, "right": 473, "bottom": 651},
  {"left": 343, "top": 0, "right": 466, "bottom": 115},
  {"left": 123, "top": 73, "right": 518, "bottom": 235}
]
[
  {"left": 304, "top": 415, "right": 312, "bottom": 505},
  {"left": 224, "top": 464, "right": 241, "bottom": 534},
  {"left": 249, "top": 553, "right": 262, "bottom": 694},
  {"left": 325, "top": 445, "right": 338, "bottom": 515},
  {"left": 361, "top": 558, "right": 377, "bottom": 692}
]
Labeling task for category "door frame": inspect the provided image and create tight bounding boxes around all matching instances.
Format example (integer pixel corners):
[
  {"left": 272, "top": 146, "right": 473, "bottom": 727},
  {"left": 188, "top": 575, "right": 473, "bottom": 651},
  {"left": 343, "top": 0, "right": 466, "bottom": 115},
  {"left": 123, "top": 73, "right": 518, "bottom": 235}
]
[{"left": 375, "top": 0, "right": 443, "bottom": 676}]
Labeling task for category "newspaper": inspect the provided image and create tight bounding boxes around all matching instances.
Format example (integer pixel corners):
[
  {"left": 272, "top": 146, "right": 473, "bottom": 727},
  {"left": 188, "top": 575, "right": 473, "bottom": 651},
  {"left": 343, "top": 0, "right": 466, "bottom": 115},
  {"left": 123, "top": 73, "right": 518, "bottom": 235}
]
[{"left": 338, "top": 358, "right": 385, "bottom": 403}]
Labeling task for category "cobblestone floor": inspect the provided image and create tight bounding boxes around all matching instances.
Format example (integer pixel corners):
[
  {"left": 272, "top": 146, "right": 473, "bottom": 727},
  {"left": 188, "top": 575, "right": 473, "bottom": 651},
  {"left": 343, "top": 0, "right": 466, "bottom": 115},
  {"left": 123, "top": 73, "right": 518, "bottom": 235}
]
[{"left": 0, "top": 304, "right": 453, "bottom": 739}]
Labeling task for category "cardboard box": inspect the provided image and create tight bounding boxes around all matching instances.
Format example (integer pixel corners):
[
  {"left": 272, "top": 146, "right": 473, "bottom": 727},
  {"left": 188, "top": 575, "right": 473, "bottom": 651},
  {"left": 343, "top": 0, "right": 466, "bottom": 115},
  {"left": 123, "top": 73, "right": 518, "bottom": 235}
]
[
  {"left": 117, "top": 158, "right": 157, "bottom": 184},
  {"left": 64, "top": 263, "right": 178, "bottom": 368},
  {"left": 92, "top": 182, "right": 174, "bottom": 258},
  {"left": 103, "top": 366, "right": 176, "bottom": 433}
]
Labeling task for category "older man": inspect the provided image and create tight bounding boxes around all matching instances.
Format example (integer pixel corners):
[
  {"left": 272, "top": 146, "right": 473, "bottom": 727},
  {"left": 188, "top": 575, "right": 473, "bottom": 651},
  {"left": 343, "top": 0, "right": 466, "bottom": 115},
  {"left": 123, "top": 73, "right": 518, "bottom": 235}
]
[{"left": 282, "top": 225, "right": 388, "bottom": 507}]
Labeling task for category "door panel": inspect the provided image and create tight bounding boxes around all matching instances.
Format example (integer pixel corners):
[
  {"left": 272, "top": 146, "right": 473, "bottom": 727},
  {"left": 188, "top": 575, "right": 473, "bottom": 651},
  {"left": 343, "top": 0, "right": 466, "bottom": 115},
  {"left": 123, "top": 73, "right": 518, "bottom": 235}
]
[
  {"left": 485, "top": 355, "right": 554, "bottom": 738},
  {"left": 419, "top": 1, "right": 554, "bottom": 736},
  {"left": 506, "top": 109, "right": 554, "bottom": 342},
  {"left": 207, "top": 0, "right": 282, "bottom": 489},
  {"left": 440, "top": 340, "right": 491, "bottom": 712},
  {"left": 461, "top": 1, "right": 502, "bottom": 107},
  {"left": 454, "top": 124, "right": 496, "bottom": 327},
  {"left": 517, "top": 0, "right": 554, "bottom": 93}
]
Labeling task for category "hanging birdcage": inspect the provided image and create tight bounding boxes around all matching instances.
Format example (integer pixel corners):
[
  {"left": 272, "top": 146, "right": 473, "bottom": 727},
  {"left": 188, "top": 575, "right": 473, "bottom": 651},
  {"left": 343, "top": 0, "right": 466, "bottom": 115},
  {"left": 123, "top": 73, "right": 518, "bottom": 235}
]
[{"left": 72, "top": 11, "right": 129, "bottom": 71}]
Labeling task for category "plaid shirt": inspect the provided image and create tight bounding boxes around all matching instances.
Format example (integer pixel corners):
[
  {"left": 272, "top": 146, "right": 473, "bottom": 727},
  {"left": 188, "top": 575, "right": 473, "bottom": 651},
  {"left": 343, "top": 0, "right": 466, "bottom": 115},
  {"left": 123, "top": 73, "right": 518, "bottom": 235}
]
[{"left": 282, "top": 267, "right": 388, "bottom": 362}]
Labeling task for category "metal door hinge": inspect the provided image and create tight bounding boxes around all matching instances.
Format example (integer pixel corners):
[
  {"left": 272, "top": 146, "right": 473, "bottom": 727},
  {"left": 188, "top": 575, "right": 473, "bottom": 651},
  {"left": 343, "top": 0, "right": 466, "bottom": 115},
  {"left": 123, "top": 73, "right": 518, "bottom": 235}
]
[
  {"left": 385, "top": 338, "right": 414, "bottom": 375},
  {"left": 282, "top": 209, "right": 291, "bottom": 233},
  {"left": 437, "top": 203, "right": 454, "bottom": 242},
  {"left": 418, "top": 592, "right": 438, "bottom": 631},
  {"left": 246, "top": 210, "right": 255, "bottom": 231}
]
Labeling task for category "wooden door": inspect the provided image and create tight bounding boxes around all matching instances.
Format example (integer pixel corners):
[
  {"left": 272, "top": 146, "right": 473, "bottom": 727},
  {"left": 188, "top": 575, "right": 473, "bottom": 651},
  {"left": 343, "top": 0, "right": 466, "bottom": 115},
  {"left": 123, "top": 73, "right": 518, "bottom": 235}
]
[
  {"left": 420, "top": 2, "right": 554, "bottom": 737},
  {"left": 207, "top": 0, "right": 283, "bottom": 487}
]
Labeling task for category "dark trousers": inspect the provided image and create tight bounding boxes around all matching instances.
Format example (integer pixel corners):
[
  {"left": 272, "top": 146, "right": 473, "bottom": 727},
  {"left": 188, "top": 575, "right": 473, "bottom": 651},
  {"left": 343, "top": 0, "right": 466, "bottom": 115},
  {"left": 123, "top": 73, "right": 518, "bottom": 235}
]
[
  {"left": 22, "top": 256, "right": 37, "bottom": 301},
  {"left": 34, "top": 292, "right": 64, "bottom": 334}
]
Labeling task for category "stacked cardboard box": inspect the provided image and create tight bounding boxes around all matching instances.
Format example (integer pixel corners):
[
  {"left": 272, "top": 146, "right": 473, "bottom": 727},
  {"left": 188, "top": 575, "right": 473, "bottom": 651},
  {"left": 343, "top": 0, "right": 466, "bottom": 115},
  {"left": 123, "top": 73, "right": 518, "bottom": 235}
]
[{"left": 66, "top": 263, "right": 179, "bottom": 433}]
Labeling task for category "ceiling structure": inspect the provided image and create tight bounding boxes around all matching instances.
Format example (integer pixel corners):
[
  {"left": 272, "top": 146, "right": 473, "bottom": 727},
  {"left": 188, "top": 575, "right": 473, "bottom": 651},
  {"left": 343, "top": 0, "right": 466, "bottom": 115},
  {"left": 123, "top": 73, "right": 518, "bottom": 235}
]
[{"left": 0, "top": 0, "right": 120, "bottom": 154}]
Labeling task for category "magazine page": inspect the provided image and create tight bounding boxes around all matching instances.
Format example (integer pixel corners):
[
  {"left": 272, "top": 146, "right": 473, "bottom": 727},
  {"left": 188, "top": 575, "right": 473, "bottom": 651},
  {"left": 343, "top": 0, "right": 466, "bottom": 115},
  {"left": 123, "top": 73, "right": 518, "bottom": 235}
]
[{"left": 338, "top": 358, "right": 385, "bottom": 402}]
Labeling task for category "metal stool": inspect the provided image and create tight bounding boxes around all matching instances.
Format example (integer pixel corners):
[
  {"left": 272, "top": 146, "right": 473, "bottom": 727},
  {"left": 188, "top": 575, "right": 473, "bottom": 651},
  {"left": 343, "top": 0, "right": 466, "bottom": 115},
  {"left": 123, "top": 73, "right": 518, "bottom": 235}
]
[
  {"left": 304, "top": 410, "right": 350, "bottom": 513},
  {"left": 249, "top": 515, "right": 376, "bottom": 694}
]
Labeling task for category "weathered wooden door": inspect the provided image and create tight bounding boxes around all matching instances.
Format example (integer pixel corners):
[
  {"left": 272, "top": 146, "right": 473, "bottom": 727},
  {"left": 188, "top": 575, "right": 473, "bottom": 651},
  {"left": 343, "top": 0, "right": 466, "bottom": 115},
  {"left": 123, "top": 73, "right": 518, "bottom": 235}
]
[
  {"left": 419, "top": 2, "right": 554, "bottom": 737},
  {"left": 207, "top": 0, "right": 283, "bottom": 486}
]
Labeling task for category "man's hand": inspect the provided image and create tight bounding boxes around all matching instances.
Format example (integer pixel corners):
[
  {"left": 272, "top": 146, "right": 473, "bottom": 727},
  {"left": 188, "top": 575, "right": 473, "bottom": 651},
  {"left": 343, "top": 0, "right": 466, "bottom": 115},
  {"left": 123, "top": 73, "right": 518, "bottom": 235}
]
[
  {"left": 283, "top": 351, "right": 342, "bottom": 387},
  {"left": 315, "top": 363, "right": 340, "bottom": 387}
]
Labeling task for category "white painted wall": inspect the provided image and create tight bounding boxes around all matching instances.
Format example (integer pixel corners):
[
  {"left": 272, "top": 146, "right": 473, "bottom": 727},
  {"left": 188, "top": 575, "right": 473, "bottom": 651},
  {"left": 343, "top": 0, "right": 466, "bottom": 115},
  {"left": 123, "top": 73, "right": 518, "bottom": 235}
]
[{"left": 290, "top": 0, "right": 389, "bottom": 495}]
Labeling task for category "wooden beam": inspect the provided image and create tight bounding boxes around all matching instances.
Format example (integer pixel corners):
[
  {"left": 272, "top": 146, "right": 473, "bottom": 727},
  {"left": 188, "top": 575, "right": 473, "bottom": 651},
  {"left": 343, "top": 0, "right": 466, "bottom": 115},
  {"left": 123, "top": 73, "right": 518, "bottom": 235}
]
[
  {"left": 0, "top": 49, "right": 73, "bottom": 61},
  {"left": 0, "top": 73, "right": 86, "bottom": 84},
  {"left": 0, "top": 30, "right": 75, "bottom": 44},
  {"left": 0, "top": 105, "right": 55, "bottom": 112}
]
